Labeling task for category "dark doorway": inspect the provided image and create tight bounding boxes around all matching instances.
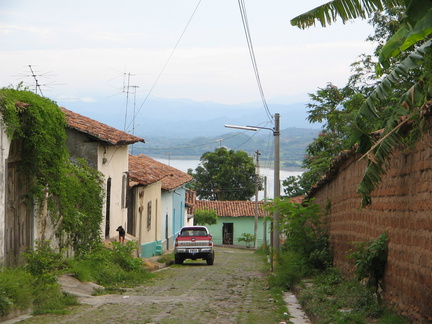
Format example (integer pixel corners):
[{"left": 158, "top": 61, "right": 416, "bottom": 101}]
[
  {"left": 222, "top": 223, "right": 233, "bottom": 245},
  {"left": 5, "top": 140, "right": 33, "bottom": 266},
  {"left": 105, "top": 178, "right": 111, "bottom": 238},
  {"left": 127, "top": 187, "right": 135, "bottom": 236}
]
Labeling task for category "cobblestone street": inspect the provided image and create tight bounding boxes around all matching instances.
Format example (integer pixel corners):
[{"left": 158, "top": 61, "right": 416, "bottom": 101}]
[{"left": 12, "top": 247, "right": 289, "bottom": 324}]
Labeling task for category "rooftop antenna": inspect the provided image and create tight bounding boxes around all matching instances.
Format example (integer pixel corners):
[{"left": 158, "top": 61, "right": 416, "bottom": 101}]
[
  {"left": 122, "top": 72, "right": 139, "bottom": 133},
  {"left": 13, "top": 65, "right": 61, "bottom": 97},
  {"left": 28, "top": 65, "right": 44, "bottom": 96}
]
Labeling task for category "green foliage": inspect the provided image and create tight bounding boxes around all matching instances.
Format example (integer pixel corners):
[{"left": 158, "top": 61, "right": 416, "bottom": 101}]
[
  {"left": 189, "top": 147, "right": 258, "bottom": 200},
  {"left": 58, "top": 159, "right": 104, "bottom": 255},
  {"left": 0, "top": 242, "right": 79, "bottom": 317},
  {"left": 269, "top": 250, "right": 307, "bottom": 289},
  {"left": 348, "top": 233, "right": 389, "bottom": 292},
  {"left": 0, "top": 268, "right": 33, "bottom": 315},
  {"left": 237, "top": 233, "right": 255, "bottom": 248},
  {"left": 23, "top": 240, "right": 66, "bottom": 284},
  {"left": 297, "top": 268, "right": 407, "bottom": 324},
  {"left": 0, "top": 88, "right": 104, "bottom": 253},
  {"left": 68, "top": 242, "right": 151, "bottom": 287},
  {"left": 269, "top": 198, "right": 333, "bottom": 271},
  {"left": 193, "top": 208, "right": 218, "bottom": 226}
]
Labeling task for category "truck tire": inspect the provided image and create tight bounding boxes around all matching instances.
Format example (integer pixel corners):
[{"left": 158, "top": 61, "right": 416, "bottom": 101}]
[
  {"left": 175, "top": 255, "right": 184, "bottom": 265},
  {"left": 206, "top": 254, "right": 214, "bottom": 265}
]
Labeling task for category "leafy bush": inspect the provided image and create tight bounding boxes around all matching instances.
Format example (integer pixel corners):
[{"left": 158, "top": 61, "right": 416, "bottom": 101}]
[
  {"left": 194, "top": 208, "right": 218, "bottom": 225},
  {"left": 348, "top": 232, "right": 389, "bottom": 292},
  {"left": 68, "top": 242, "right": 151, "bottom": 287},
  {"left": 238, "top": 233, "right": 255, "bottom": 248},
  {"left": 269, "top": 250, "right": 307, "bottom": 289},
  {"left": 0, "top": 268, "right": 33, "bottom": 316},
  {"left": 297, "top": 268, "right": 406, "bottom": 323},
  {"left": 23, "top": 240, "right": 66, "bottom": 284},
  {"left": 268, "top": 198, "right": 333, "bottom": 271}
]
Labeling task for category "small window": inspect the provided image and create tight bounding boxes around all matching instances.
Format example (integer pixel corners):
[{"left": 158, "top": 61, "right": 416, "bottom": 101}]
[
  {"left": 121, "top": 173, "right": 128, "bottom": 208},
  {"left": 147, "top": 201, "right": 152, "bottom": 230}
]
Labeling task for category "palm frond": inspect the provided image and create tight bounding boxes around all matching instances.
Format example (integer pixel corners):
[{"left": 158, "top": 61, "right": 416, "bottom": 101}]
[
  {"left": 354, "top": 41, "right": 432, "bottom": 206},
  {"left": 378, "top": 0, "right": 432, "bottom": 68},
  {"left": 358, "top": 40, "right": 431, "bottom": 123},
  {"left": 290, "top": 0, "right": 406, "bottom": 29}
]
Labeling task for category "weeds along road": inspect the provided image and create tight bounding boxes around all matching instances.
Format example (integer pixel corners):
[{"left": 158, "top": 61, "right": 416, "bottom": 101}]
[{"left": 19, "top": 247, "right": 287, "bottom": 324}]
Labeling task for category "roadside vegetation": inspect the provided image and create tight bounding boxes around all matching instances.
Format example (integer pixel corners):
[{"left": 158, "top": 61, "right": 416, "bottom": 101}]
[
  {"left": 0, "top": 240, "right": 152, "bottom": 318},
  {"left": 266, "top": 198, "right": 406, "bottom": 323}
]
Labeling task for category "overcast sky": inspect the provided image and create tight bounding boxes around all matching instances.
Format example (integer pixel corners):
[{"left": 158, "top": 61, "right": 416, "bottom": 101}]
[{"left": 1, "top": 0, "right": 375, "bottom": 110}]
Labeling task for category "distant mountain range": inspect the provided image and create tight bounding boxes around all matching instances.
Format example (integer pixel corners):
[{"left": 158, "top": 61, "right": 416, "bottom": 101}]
[
  {"left": 59, "top": 95, "right": 321, "bottom": 169},
  {"left": 60, "top": 95, "right": 319, "bottom": 138},
  {"left": 131, "top": 126, "right": 320, "bottom": 170}
]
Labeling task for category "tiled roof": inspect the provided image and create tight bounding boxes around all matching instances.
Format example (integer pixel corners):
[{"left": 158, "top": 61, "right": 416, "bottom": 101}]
[
  {"left": 193, "top": 196, "right": 304, "bottom": 217},
  {"left": 129, "top": 154, "right": 192, "bottom": 190},
  {"left": 61, "top": 107, "right": 145, "bottom": 145},
  {"left": 194, "top": 200, "right": 266, "bottom": 217}
]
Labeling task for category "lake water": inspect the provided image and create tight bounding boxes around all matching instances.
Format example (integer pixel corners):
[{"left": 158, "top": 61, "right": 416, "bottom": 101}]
[{"left": 154, "top": 158, "right": 303, "bottom": 200}]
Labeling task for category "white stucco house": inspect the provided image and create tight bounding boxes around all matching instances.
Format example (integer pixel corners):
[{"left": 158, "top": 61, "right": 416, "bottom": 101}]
[
  {"left": 62, "top": 108, "right": 145, "bottom": 241},
  {"left": 128, "top": 154, "right": 192, "bottom": 257}
]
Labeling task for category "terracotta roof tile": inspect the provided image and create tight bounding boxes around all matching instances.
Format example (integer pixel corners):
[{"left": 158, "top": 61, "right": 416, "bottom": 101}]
[
  {"left": 129, "top": 154, "right": 192, "bottom": 190},
  {"left": 61, "top": 107, "right": 144, "bottom": 145},
  {"left": 194, "top": 200, "right": 266, "bottom": 217},
  {"left": 193, "top": 196, "right": 304, "bottom": 217}
]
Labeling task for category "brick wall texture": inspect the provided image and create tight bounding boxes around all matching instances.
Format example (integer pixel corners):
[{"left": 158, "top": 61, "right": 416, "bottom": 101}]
[{"left": 308, "top": 132, "right": 432, "bottom": 322}]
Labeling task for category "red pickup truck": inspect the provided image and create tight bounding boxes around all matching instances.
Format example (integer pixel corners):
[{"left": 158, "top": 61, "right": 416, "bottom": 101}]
[{"left": 174, "top": 226, "right": 215, "bottom": 265}]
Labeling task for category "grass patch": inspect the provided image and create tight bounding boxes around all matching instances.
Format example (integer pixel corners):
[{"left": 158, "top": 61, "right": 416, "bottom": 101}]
[
  {"left": 297, "top": 268, "right": 407, "bottom": 324},
  {"left": 0, "top": 240, "right": 154, "bottom": 318},
  {"left": 156, "top": 252, "right": 174, "bottom": 264}
]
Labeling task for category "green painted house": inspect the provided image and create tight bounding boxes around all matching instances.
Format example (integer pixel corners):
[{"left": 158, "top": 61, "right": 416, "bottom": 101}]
[{"left": 193, "top": 200, "right": 270, "bottom": 248}]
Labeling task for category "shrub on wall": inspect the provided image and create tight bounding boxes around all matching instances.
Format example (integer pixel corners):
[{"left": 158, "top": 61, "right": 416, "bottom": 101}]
[{"left": 0, "top": 87, "right": 103, "bottom": 254}]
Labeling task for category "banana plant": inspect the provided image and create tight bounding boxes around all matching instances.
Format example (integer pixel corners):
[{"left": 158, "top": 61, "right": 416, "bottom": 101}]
[
  {"left": 291, "top": 0, "right": 432, "bottom": 205},
  {"left": 354, "top": 40, "right": 432, "bottom": 206}
]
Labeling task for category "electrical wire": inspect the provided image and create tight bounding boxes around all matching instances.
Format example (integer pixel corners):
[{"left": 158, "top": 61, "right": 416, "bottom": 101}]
[
  {"left": 126, "top": 0, "right": 202, "bottom": 132},
  {"left": 237, "top": 0, "right": 273, "bottom": 123},
  {"left": 136, "top": 132, "right": 245, "bottom": 151}
]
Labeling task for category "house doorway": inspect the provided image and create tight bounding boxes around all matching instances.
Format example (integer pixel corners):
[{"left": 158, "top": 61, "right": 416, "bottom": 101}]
[
  {"left": 222, "top": 223, "right": 233, "bottom": 245},
  {"left": 105, "top": 178, "right": 111, "bottom": 238},
  {"left": 5, "top": 140, "right": 33, "bottom": 266}
]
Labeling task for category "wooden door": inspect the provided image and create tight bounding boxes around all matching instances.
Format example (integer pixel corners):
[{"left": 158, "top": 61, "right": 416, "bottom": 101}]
[{"left": 5, "top": 160, "right": 32, "bottom": 266}]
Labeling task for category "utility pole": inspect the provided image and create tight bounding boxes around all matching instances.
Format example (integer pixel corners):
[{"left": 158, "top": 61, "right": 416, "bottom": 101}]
[
  {"left": 254, "top": 150, "right": 260, "bottom": 248},
  {"left": 273, "top": 113, "right": 281, "bottom": 261},
  {"left": 263, "top": 176, "right": 267, "bottom": 249}
]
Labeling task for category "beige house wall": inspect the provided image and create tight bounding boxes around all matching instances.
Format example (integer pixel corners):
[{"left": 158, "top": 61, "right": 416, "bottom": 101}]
[
  {"left": 132, "top": 181, "right": 162, "bottom": 246},
  {"left": 0, "top": 127, "right": 11, "bottom": 263},
  {"left": 98, "top": 145, "right": 130, "bottom": 240}
]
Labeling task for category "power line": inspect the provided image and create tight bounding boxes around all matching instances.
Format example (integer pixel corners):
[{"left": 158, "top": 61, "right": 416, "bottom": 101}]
[
  {"left": 126, "top": 0, "right": 202, "bottom": 132},
  {"left": 237, "top": 0, "right": 273, "bottom": 122},
  {"left": 137, "top": 132, "right": 243, "bottom": 151}
]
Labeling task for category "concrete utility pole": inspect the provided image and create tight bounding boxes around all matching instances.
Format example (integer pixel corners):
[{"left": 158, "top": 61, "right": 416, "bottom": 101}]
[
  {"left": 263, "top": 176, "right": 267, "bottom": 249},
  {"left": 273, "top": 113, "right": 281, "bottom": 253},
  {"left": 224, "top": 112, "right": 281, "bottom": 271},
  {"left": 254, "top": 150, "right": 260, "bottom": 248}
]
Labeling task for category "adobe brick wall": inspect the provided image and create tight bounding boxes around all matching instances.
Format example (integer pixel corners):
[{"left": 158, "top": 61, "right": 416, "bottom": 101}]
[{"left": 308, "top": 133, "right": 432, "bottom": 322}]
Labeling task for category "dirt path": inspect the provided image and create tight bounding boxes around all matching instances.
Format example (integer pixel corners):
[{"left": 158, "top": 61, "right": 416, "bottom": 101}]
[{"left": 12, "top": 247, "right": 293, "bottom": 324}]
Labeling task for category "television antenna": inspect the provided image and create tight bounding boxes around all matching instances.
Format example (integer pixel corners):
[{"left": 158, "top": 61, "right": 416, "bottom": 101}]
[{"left": 14, "top": 65, "right": 62, "bottom": 97}]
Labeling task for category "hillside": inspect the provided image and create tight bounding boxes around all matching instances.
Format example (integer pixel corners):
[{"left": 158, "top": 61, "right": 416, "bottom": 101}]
[{"left": 132, "top": 127, "right": 320, "bottom": 170}]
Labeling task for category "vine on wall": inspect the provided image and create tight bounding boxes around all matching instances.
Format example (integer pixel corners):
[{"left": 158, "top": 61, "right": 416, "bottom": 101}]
[{"left": 0, "top": 86, "right": 103, "bottom": 255}]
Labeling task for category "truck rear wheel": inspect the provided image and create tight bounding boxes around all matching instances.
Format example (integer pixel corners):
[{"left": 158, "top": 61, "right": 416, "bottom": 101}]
[
  {"left": 175, "top": 255, "right": 184, "bottom": 265},
  {"left": 206, "top": 254, "right": 214, "bottom": 265}
]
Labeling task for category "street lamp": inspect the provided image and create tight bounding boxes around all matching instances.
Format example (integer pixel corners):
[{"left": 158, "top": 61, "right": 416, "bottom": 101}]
[{"left": 224, "top": 113, "right": 281, "bottom": 266}]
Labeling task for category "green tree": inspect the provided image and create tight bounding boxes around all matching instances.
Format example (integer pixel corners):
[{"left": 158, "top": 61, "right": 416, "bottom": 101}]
[
  {"left": 193, "top": 208, "right": 218, "bottom": 226},
  {"left": 189, "top": 147, "right": 258, "bottom": 201},
  {"left": 289, "top": 1, "right": 432, "bottom": 205}
]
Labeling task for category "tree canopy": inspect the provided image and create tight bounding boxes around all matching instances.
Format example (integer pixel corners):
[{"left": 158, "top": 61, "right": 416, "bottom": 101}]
[
  {"left": 193, "top": 208, "right": 218, "bottom": 226},
  {"left": 188, "top": 147, "right": 258, "bottom": 201},
  {"left": 287, "top": 1, "right": 432, "bottom": 205}
]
